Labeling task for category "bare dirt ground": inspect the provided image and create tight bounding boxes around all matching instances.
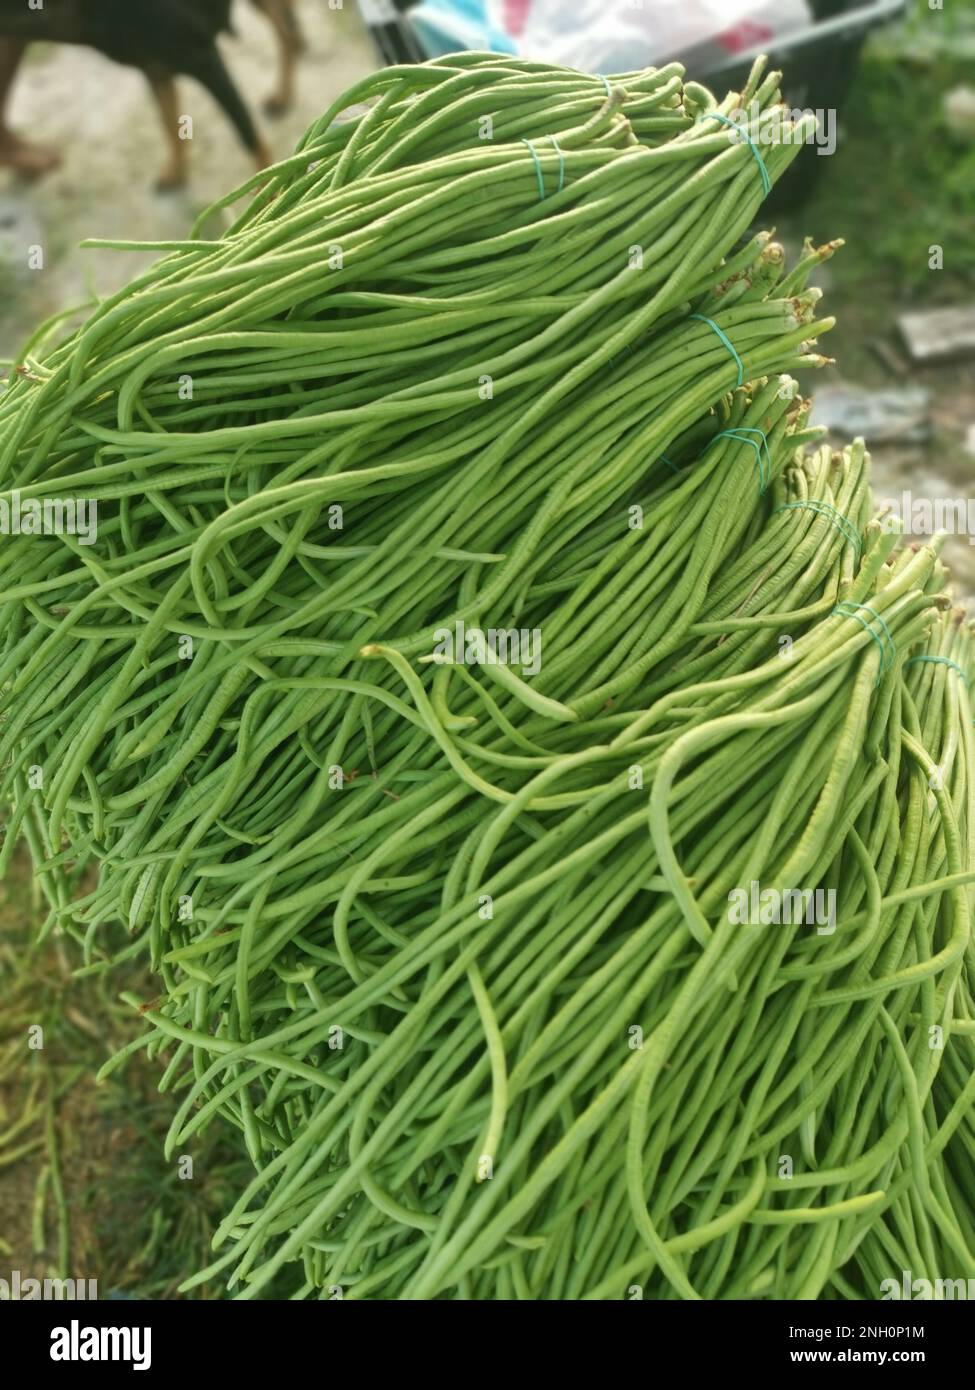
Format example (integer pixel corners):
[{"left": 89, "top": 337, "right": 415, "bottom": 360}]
[{"left": 0, "top": 0, "right": 375, "bottom": 355}]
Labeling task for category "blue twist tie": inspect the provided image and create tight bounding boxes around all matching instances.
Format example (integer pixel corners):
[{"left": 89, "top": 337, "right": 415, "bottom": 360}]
[
  {"left": 773, "top": 500, "right": 862, "bottom": 562},
  {"left": 905, "top": 655, "right": 969, "bottom": 682},
  {"left": 709, "top": 427, "right": 771, "bottom": 493},
  {"left": 521, "top": 138, "right": 546, "bottom": 201},
  {"left": 833, "top": 602, "right": 897, "bottom": 682},
  {"left": 689, "top": 314, "right": 744, "bottom": 386},
  {"left": 698, "top": 112, "right": 772, "bottom": 197}
]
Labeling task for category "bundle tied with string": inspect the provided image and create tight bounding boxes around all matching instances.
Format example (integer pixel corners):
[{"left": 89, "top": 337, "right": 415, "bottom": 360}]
[{"left": 0, "top": 53, "right": 973, "bottom": 1300}]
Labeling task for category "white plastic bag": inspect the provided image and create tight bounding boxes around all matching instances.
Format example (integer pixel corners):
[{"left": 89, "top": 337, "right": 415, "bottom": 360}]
[{"left": 405, "top": 0, "right": 812, "bottom": 72}]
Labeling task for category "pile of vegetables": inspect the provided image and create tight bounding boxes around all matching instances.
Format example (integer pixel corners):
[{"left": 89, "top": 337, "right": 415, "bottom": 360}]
[{"left": 1, "top": 53, "right": 973, "bottom": 1301}]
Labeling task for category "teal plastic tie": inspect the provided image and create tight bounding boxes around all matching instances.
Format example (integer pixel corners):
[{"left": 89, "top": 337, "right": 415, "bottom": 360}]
[
  {"left": 600, "top": 75, "right": 612, "bottom": 100},
  {"left": 698, "top": 112, "right": 772, "bottom": 197},
  {"left": 521, "top": 138, "right": 546, "bottom": 200},
  {"left": 833, "top": 602, "right": 896, "bottom": 681},
  {"left": 660, "top": 455, "right": 679, "bottom": 474},
  {"left": 774, "top": 500, "right": 862, "bottom": 562},
  {"left": 709, "top": 426, "right": 771, "bottom": 493},
  {"left": 689, "top": 314, "right": 744, "bottom": 386},
  {"left": 905, "top": 655, "right": 969, "bottom": 682}
]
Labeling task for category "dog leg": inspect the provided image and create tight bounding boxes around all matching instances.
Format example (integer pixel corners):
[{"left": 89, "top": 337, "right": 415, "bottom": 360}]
[
  {"left": 281, "top": 0, "right": 307, "bottom": 54},
  {"left": 0, "top": 37, "right": 61, "bottom": 176},
  {"left": 145, "top": 69, "right": 189, "bottom": 190},
  {"left": 184, "top": 45, "right": 271, "bottom": 171},
  {"left": 252, "top": 0, "right": 298, "bottom": 116}
]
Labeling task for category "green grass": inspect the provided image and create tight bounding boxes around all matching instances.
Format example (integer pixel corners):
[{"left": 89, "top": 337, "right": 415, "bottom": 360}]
[
  {"left": 777, "top": 29, "right": 975, "bottom": 379},
  {"left": 808, "top": 51, "right": 975, "bottom": 296}
]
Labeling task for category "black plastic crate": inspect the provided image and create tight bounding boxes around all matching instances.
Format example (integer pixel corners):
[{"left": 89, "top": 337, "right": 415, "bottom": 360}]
[
  {"left": 692, "top": 0, "right": 908, "bottom": 209},
  {"left": 356, "top": 0, "right": 426, "bottom": 65},
  {"left": 698, "top": 0, "right": 906, "bottom": 98},
  {"left": 356, "top": 0, "right": 908, "bottom": 208}
]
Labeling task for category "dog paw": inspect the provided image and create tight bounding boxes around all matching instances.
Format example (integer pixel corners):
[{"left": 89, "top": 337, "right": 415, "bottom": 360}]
[
  {"left": 0, "top": 137, "right": 62, "bottom": 178},
  {"left": 155, "top": 165, "right": 188, "bottom": 192}
]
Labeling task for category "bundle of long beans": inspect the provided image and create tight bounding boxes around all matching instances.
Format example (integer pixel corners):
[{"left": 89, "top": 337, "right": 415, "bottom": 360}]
[{"left": 1, "top": 53, "right": 973, "bottom": 1300}]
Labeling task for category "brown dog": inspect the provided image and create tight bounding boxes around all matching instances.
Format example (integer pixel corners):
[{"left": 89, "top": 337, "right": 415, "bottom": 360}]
[{"left": 0, "top": 0, "right": 304, "bottom": 187}]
